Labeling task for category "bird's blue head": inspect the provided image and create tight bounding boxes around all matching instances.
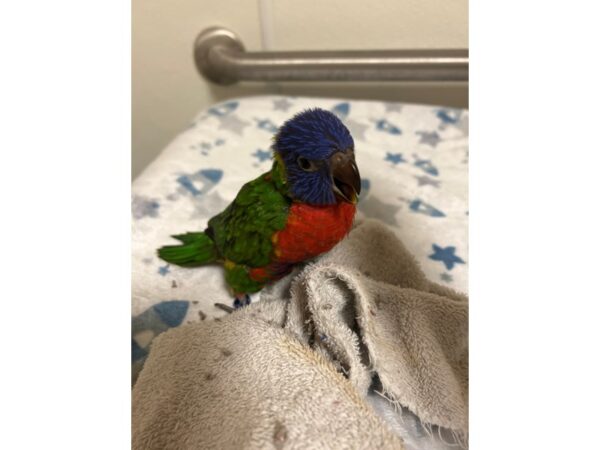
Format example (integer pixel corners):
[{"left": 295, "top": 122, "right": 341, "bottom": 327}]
[{"left": 273, "top": 108, "right": 361, "bottom": 205}]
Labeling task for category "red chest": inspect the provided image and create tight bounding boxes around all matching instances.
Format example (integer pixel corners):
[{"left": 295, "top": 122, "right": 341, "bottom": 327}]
[{"left": 273, "top": 202, "right": 356, "bottom": 263}]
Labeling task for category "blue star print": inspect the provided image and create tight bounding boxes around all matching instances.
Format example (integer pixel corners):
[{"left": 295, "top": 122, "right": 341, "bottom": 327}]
[
  {"left": 436, "top": 108, "right": 460, "bottom": 124},
  {"left": 331, "top": 102, "right": 350, "bottom": 119},
  {"left": 176, "top": 175, "right": 201, "bottom": 196},
  {"left": 158, "top": 265, "right": 170, "bottom": 276},
  {"left": 409, "top": 199, "right": 445, "bottom": 217},
  {"left": 200, "top": 169, "right": 223, "bottom": 184},
  {"left": 255, "top": 118, "right": 279, "bottom": 133},
  {"left": 177, "top": 169, "right": 223, "bottom": 196},
  {"left": 375, "top": 119, "right": 402, "bottom": 135},
  {"left": 385, "top": 153, "right": 406, "bottom": 165},
  {"left": 253, "top": 149, "right": 271, "bottom": 163},
  {"left": 413, "top": 156, "right": 439, "bottom": 176},
  {"left": 207, "top": 101, "right": 238, "bottom": 116},
  {"left": 361, "top": 178, "right": 371, "bottom": 194},
  {"left": 429, "top": 245, "right": 465, "bottom": 270}
]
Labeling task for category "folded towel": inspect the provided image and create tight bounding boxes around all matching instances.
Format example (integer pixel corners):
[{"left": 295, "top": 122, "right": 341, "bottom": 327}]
[{"left": 132, "top": 219, "right": 468, "bottom": 449}]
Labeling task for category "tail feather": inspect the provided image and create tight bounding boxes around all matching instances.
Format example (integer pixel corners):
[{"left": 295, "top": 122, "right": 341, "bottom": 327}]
[{"left": 157, "top": 232, "right": 219, "bottom": 267}]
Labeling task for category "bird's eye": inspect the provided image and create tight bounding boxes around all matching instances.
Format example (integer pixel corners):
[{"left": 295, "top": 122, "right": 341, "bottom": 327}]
[{"left": 297, "top": 157, "right": 318, "bottom": 172}]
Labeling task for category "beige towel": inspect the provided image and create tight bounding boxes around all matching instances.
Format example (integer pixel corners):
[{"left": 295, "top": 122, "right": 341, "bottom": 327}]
[{"left": 132, "top": 219, "right": 468, "bottom": 449}]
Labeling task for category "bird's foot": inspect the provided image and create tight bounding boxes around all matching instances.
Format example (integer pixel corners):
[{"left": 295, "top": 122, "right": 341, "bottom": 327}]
[{"left": 233, "top": 293, "right": 251, "bottom": 309}]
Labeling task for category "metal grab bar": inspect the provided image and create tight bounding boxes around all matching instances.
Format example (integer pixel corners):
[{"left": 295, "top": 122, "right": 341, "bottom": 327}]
[{"left": 194, "top": 27, "right": 468, "bottom": 85}]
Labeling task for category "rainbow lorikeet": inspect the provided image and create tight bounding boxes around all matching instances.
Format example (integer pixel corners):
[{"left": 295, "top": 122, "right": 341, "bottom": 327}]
[{"left": 157, "top": 108, "right": 361, "bottom": 309}]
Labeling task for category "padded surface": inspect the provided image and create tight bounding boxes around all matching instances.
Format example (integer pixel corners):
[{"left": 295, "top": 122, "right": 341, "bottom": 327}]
[{"left": 132, "top": 95, "right": 468, "bottom": 378}]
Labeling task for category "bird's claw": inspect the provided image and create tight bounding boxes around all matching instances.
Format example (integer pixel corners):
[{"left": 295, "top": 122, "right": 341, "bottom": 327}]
[{"left": 233, "top": 294, "right": 251, "bottom": 309}]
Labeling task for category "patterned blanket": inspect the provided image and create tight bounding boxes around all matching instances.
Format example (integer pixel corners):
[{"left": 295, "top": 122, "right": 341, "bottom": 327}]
[{"left": 132, "top": 95, "right": 468, "bottom": 383}]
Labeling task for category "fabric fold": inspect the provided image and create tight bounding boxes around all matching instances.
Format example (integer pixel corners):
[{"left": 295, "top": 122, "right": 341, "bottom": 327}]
[{"left": 133, "top": 219, "right": 468, "bottom": 449}]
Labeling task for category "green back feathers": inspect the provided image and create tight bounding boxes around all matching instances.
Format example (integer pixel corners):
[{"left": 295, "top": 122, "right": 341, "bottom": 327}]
[
  {"left": 207, "top": 171, "right": 290, "bottom": 267},
  {"left": 157, "top": 164, "right": 290, "bottom": 273}
]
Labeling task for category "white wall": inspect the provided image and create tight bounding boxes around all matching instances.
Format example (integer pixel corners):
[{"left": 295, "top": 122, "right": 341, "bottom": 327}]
[{"left": 132, "top": 0, "right": 468, "bottom": 178}]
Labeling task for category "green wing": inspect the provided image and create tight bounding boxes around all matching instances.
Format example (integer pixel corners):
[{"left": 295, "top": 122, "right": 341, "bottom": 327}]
[{"left": 207, "top": 173, "right": 290, "bottom": 268}]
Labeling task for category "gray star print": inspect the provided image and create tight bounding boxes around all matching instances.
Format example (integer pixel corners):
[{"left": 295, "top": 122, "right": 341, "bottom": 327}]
[
  {"left": 273, "top": 98, "right": 293, "bottom": 112},
  {"left": 385, "top": 103, "right": 403, "bottom": 113},
  {"left": 456, "top": 114, "right": 469, "bottom": 136},
  {"left": 440, "top": 273, "right": 453, "bottom": 282},
  {"left": 359, "top": 195, "right": 401, "bottom": 226},
  {"left": 190, "top": 191, "right": 230, "bottom": 219},
  {"left": 345, "top": 119, "right": 368, "bottom": 141},
  {"left": 414, "top": 175, "right": 440, "bottom": 188},
  {"left": 416, "top": 131, "right": 441, "bottom": 147},
  {"left": 132, "top": 195, "right": 160, "bottom": 219},
  {"left": 217, "top": 114, "right": 250, "bottom": 135}
]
